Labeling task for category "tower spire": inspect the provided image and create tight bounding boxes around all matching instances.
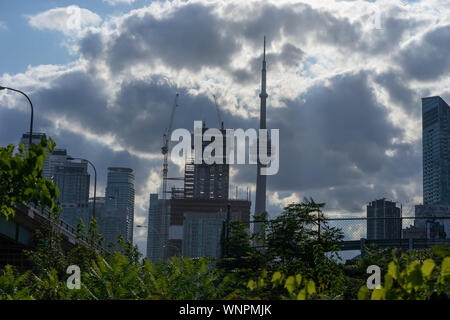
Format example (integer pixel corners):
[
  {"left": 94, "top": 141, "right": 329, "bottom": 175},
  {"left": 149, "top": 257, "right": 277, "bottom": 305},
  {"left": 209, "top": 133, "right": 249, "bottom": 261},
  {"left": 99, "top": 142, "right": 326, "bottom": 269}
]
[
  {"left": 254, "top": 36, "right": 268, "bottom": 240},
  {"left": 263, "top": 36, "right": 266, "bottom": 62}
]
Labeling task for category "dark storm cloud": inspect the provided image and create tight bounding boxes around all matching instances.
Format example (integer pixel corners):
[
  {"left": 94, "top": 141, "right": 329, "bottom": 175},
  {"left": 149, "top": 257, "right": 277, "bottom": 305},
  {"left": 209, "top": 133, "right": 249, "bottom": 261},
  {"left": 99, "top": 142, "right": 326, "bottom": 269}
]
[
  {"left": 46, "top": 128, "right": 157, "bottom": 196},
  {"left": 26, "top": 69, "right": 255, "bottom": 159},
  {"left": 230, "top": 2, "right": 360, "bottom": 49},
  {"left": 79, "top": 32, "right": 104, "bottom": 61},
  {"left": 374, "top": 70, "right": 421, "bottom": 116},
  {"left": 78, "top": 1, "right": 418, "bottom": 77},
  {"left": 231, "top": 71, "right": 420, "bottom": 213},
  {"left": 371, "top": 15, "right": 422, "bottom": 53},
  {"left": 231, "top": 42, "right": 305, "bottom": 84},
  {"left": 279, "top": 43, "right": 305, "bottom": 67},
  {"left": 272, "top": 71, "right": 402, "bottom": 187},
  {"left": 0, "top": 97, "right": 53, "bottom": 144},
  {"left": 232, "top": 3, "right": 418, "bottom": 55},
  {"left": 0, "top": 99, "right": 158, "bottom": 194},
  {"left": 396, "top": 24, "right": 450, "bottom": 81},
  {"left": 102, "top": 3, "right": 241, "bottom": 73},
  {"left": 33, "top": 71, "right": 110, "bottom": 131}
]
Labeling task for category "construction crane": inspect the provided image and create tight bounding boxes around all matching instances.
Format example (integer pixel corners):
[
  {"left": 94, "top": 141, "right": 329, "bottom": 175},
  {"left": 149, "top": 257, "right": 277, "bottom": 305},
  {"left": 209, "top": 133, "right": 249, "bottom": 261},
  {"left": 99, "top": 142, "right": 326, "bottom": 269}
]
[
  {"left": 160, "top": 93, "right": 179, "bottom": 260},
  {"left": 213, "top": 94, "right": 224, "bottom": 130}
]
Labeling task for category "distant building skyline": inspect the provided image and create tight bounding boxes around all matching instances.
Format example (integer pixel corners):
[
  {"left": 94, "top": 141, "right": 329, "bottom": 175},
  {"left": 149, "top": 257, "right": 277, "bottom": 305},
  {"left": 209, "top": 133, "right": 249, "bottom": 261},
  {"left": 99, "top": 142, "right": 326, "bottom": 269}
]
[
  {"left": 367, "top": 198, "right": 402, "bottom": 240},
  {"left": 410, "top": 96, "right": 450, "bottom": 240},
  {"left": 168, "top": 198, "right": 251, "bottom": 259},
  {"left": 184, "top": 126, "right": 230, "bottom": 200},
  {"left": 21, "top": 133, "right": 91, "bottom": 228},
  {"left": 89, "top": 196, "right": 106, "bottom": 224},
  {"left": 412, "top": 204, "right": 450, "bottom": 240},
  {"left": 422, "top": 96, "right": 450, "bottom": 205},
  {"left": 103, "top": 167, "right": 135, "bottom": 246},
  {"left": 182, "top": 209, "right": 242, "bottom": 259},
  {"left": 54, "top": 157, "right": 90, "bottom": 228},
  {"left": 146, "top": 193, "right": 166, "bottom": 262}
]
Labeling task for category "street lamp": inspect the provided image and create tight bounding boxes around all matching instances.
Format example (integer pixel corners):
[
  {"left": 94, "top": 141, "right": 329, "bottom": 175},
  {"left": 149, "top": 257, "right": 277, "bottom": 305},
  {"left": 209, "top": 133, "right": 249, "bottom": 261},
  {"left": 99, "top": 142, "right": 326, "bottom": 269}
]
[
  {"left": 67, "top": 157, "right": 97, "bottom": 219},
  {"left": 0, "top": 86, "right": 34, "bottom": 146}
]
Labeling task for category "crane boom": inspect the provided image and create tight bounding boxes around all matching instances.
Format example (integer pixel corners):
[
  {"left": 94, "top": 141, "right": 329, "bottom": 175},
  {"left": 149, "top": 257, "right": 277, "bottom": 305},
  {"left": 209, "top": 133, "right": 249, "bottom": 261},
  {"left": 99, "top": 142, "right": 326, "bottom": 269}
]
[
  {"left": 167, "top": 93, "right": 179, "bottom": 141},
  {"left": 160, "top": 93, "right": 179, "bottom": 261}
]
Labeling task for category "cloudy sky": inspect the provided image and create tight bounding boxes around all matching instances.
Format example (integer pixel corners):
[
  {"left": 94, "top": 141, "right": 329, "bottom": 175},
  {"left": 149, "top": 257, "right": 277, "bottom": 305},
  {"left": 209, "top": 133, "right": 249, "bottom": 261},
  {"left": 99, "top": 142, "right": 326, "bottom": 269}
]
[{"left": 1, "top": 0, "right": 450, "bottom": 254}]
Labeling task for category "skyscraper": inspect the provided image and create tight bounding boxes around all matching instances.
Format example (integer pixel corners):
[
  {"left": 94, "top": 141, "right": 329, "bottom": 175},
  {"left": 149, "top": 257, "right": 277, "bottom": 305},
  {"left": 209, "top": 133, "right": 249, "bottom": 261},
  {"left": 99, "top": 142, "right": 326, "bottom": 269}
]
[
  {"left": 367, "top": 199, "right": 402, "bottom": 240},
  {"left": 422, "top": 96, "right": 450, "bottom": 205},
  {"left": 53, "top": 157, "right": 90, "bottom": 228},
  {"left": 20, "top": 132, "right": 47, "bottom": 152},
  {"left": 89, "top": 197, "right": 106, "bottom": 224},
  {"left": 20, "top": 133, "right": 91, "bottom": 227},
  {"left": 169, "top": 198, "right": 251, "bottom": 259},
  {"left": 154, "top": 125, "right": 250, "bottom": 259},
  {"left": 146, "top": 194, "right": 167, "bottom": 261},
  {"left": 102, "top": 167, "right": 135, "bottom": 246},
  {"left": 20, "top": 133, "right": 53, "bottom": 178},
  {"left": 184, "top": 126, "right": 229, "bottom": 200}
]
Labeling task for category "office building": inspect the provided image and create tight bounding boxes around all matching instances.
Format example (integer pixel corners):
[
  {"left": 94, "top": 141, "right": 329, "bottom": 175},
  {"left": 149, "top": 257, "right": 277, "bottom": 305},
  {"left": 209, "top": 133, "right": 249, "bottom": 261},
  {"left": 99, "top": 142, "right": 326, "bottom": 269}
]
[
  {"left": 367, "top": 199, "right": 402, "bottom": 240},
  {"left": 182, "top": 209, "right": 243, "bottom": 258},
  {"left": 411, "top": 205, "right": 450, "bottom": 239},
  {"left": 422, "top": 96, "right": 450, "bottom": 205},
  {"left": 89, "top": 197, "right": 106, "bottom": 224},
  {"left": 20, "top": 133, "right": 53, "bottom": 179},
  {"left": 168, "top": 198, "right": 251, "bottom": 258},
  {"left": 20, "top": 133, "right": 91, "bottom": 228},
  {"left": 184, "top": 126, "right": 229, "bottom": 200},
  {"left": 146, "top": 194, "right": 168, "bottom": 261},
  {"left": 103, "top": 168, "right": 135, "bottom": 247},
  {"left": 53, "top": 157, "right": 90, "bottom": 228}
]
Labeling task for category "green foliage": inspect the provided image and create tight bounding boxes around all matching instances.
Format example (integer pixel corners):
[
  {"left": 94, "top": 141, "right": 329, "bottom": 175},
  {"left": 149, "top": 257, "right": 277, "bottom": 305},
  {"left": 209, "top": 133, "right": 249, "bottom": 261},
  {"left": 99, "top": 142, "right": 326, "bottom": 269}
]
[
  {"left": 358, "top": 254, "right": 450, "bottom": 300},
  {"left": 240, "top": 270, "right": 334, "bottom": 300},
  {"left": 221, "top": 198, "right": 346, "bottom": 296},
  {"left": 0, "top": 254, "right": 230, "bottom": 300},
  {"left": 24, "top": 223, "right": 69, "bottom": 277},
  {"left": 0, "top": 137, "right": 60, "bottom": 219},
  {"left": 0, "top": 266, "right": 33, "bottom": 300},
  {"left": 260, "top": 199, "right": 344, "bottom": 274},
  {"left": 1, "top": 189, "right": 448, "bottom": 301},
  {"left": 217, "top": 220, "right": 264, "bottom": 287}
]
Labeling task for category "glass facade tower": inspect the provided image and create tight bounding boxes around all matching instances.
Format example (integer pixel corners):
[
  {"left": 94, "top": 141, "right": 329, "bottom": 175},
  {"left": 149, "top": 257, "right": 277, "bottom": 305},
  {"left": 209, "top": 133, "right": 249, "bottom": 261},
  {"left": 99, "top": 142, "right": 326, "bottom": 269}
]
[
  {"left": 53, "top": 159, "right": 90, "bottom": 227},
  {"left": 422, "top": 96, "right": 450, "bottom": 205},
  {"left": 102, "top": 167, "right": 135, "bottom": 247}
]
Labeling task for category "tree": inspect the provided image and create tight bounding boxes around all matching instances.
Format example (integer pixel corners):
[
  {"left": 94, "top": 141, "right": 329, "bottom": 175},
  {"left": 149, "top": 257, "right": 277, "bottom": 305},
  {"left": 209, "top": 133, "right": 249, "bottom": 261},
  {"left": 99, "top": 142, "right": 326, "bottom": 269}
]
[
  {"left": 259, "top": 199, "right": 343, "bottom": 273},
  {"left": 219, "top": 198, "right": 345, "bottom": 296},
  {"left": 217, "top": 220, "right": 264, "bottom": 287},
  {"left": 0, "top": 137, "right": 60, "bottom": 219}
]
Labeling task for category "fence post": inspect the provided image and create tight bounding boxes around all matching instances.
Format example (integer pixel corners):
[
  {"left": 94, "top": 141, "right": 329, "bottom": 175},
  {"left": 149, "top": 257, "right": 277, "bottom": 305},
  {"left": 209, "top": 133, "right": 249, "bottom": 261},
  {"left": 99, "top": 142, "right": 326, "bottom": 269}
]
[{"left": 409, "top": 238, "right": 413, "bottom": 250}]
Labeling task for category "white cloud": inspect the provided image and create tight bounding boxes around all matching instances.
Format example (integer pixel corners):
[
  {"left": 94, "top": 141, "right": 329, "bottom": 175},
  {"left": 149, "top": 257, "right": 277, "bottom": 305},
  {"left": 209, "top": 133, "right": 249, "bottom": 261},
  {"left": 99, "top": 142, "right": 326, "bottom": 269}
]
[
  {"left": 0, "top": 21, "right": 6, "bottom": 30},
  {"left": 103, "top": 0, "right": 135, "bottom": 5},
  {"left": 27, "top": 6, "right": 102, "bottom": 36}
]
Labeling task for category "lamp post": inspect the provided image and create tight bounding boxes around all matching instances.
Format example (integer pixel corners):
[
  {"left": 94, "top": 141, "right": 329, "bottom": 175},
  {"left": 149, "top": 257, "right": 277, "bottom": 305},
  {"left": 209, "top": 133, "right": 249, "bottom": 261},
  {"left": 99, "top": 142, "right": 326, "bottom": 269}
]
[
  {"left": 67, "top": 157, "right": 97, "bottom": 219},
  {"left": 0, "top": 86, "right": 34, "bottom": 146}
]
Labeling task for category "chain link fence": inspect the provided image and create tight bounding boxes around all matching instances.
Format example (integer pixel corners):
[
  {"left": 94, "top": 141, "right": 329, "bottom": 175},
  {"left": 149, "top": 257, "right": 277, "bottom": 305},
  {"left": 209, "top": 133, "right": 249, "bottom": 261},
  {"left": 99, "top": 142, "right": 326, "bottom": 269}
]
[{"left": 322, "top": 215, "right": 450, "bottom": 242}]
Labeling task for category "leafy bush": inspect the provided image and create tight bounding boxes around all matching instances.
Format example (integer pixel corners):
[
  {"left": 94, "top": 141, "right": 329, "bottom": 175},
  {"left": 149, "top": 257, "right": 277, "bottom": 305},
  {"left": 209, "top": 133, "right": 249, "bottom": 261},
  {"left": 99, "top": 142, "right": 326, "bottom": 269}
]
[
  {"left": 358, "top": 256, "right": 450, "bottom": 300},
  {"left": 0, "top": 138, "right": 60, "bottom": 219}
]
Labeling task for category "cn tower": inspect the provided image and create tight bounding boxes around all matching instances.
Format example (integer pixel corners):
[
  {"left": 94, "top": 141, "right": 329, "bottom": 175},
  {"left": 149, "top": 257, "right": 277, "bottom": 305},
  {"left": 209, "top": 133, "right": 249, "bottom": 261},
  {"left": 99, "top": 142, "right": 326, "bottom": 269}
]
[{"left": 254, "top": 36, "right": 268, "bottom": 236}]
